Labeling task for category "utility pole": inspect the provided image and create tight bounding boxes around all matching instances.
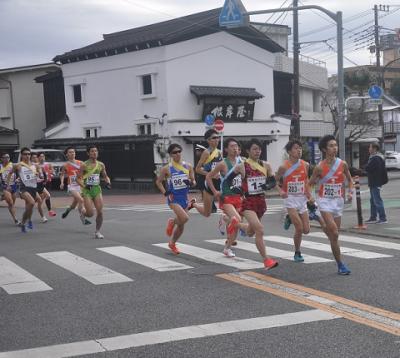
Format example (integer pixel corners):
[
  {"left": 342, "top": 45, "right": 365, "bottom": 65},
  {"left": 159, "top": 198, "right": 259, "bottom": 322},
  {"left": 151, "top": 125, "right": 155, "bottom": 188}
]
[
  {"left": 291, "top": 0, "right": 300, "bottom": 140},
  {"left": 374, "top": 4, "right": 389, "bottom": 150}
]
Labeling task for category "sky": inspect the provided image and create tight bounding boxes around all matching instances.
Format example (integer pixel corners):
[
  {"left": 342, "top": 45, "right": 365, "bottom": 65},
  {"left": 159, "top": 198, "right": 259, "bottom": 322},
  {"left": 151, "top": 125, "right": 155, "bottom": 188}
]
[{"left": 1, "top": 0, "right": 399, "bottom": 73}]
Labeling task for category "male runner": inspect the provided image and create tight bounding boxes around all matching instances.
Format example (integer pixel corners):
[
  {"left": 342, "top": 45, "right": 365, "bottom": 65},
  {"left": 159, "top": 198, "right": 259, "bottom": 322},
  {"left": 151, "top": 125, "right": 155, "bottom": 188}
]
[
  {"left": 77, "top": 145, "right": 111, "bottom": 239},
  {"left": 276, "top": 140, "right": 311, "bottom": 262},
  {"left": 59, "top": 147, "right": 90, "bottom": 225},
  {"left": 308, "top": 135, "right": 353, "bottom": 275},
  {"left": 0, "top": 153, "right": 20, "bottom": 224},
  {"left": 193, "top": 129, "right": 222, "bottom": 217},
  {"left": 31, "top": 153, "right": 51, "bottom": 222},
  {"left": 206, "top": 138, "right": 247, "bottom": 258},
  {"left": 155, "top": 144, "right": 196, "bottom": 255},
  {"left": 235, "top": 139, "right": 279, "bottom": 270},
  {"left": 6, "top": 148, "right": 43, "bottom": 232},
  {"left": 38, "top": 152, "right": 56, "bottom": 217}
]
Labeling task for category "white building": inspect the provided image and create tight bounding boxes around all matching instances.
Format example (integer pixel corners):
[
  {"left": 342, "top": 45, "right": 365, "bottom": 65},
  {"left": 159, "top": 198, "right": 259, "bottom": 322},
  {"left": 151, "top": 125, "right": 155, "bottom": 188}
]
[{"left": 37, "top": 8, "right": 328, "bottom": 181}]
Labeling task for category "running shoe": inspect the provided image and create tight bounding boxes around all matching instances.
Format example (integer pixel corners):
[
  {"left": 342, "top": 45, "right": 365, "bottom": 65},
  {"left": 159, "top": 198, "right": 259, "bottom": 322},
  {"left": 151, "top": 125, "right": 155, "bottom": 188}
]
[
  {"left": 168, "top": 241, "right": 180, "bottom": 255},
  {"left": 223, "top": 248, "right": 236, "bottom": 258},
  {"left": 84, "top": 219, "right": 91, "bottom": 225},
  {"left": 337, "top": 262, "right": 351, "bottom": 275},
  {"left": 15, "top": 220, "right": 22, "bottom": 226},
  {"left": 27, "top": 220, "right": 33, "bottom": 229},
  {"left": 48, "top": 210, "right": 57, "bottom": 217},
  {"left": 62, "top": 208, "right": 71, "bottom": 219},
  {"left": 227, "top": 216, "right": 239, "bottom": 235},
  {"left": 376, "top": 219, "right": 388, "bottom": 224},
  {"left": 294, "top": 252, "right": 304, "bottom": 262},
  {"left": 218, "top": 214, "right": 226, "bottom": 235},
  {"left": 165, "top": 218, "right": 175, "bottom": 237},
  {"left": 264, "top": 258, "right": 279, "bottom": 270},
  {"left": 41, "top": 216, "right": 48, "bottom": 223},
  {"left": 187, "top": 198, "right": 197, "bottom": 211},
  {"left": 283, "top": 214, "right": 291, "bottom": 230},
  {"left": 94, "top": 232, "right": 104, "bottom": 239},
  {"left": 21, "top": 224, "right": 27, "bottom": 233},
  {"left": 365, "top": 218, "right": 377, "bottom": 224}
]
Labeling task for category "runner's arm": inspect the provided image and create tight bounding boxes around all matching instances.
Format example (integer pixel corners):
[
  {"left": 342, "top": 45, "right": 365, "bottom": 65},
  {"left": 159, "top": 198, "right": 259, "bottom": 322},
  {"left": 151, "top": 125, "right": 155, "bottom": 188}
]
[
  {"left": 155, "top": 166, "right": 169, "bottom": 195},
  {"left": 188, "top": 164, "right": 196, "bottom": 188},
  {"left": 76, "top": 163, "right": 86, "bottom": 188},
  {"left": 59, "top": 165, "right": 66, "bottom": 189},
  {"left": 205, "top": 161, "right": 224, "bottom": 196},
  {"left": 307, "top": 165, "right": 321, "bottom": 200},
  {"left": 275, "top": 165, "right": 287, "bottom": 197},
  {"left": 343, "top": 161, "right": 353, "bottom": 199},
  {"left": 100, "top": 164, "right": 111, "bottom": 185},
  {"left": 304, "top": 163, "right": 312, "bottom": 200},
  {"left": 195, "top": 150, "right": 210, "bottom": 176},
  {"left": 5, "top": 164, "right": 17, "bottom": 187}
]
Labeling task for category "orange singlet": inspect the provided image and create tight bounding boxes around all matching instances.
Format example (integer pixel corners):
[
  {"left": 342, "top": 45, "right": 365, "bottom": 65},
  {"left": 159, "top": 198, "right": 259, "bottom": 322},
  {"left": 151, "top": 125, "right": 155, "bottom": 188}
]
[
  {"left": 65, "top": 160, "right": 82, "bottom": 186},
  {"left": 282, "top": 159, "right": 307, "bottom": 196},
  {"left": 318, "top": 159, "right": 345, "bottom": 199}
]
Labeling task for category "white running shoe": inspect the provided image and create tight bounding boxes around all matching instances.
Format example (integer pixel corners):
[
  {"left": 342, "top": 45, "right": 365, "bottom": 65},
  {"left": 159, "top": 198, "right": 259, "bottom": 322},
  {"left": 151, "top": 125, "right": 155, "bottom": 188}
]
[
  {"left": 94, "top": 231, "right": 104, "bottom": 239},
  {"left": 223, "top": 248, "right": 236, "bottom": 258},
  {"left": 41, "top": 216, "right": 48, "bottom": 223}
]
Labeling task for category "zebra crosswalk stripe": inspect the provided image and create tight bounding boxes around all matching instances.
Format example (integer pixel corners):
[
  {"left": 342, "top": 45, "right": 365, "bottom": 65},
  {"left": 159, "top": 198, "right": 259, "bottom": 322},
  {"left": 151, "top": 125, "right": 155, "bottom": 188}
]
[
  {"left": 97, "top": 246, "right": 193, "bottom": 271},
  {"left": 153, "top": 243, "right": 264, "bottom": 270},
  {"left": 37, "top": 251, "right": 133, "bottom": 285},
  {"left": 264, "top": 236, "right": 392, "bottom": 259},
  {"left": 309, "top": 232, "right": 400, "bottom": 251},
  {"left": 206, "top": 240, "right": 333, "bottom": 263},
  {"left": 0, "top": 257, "right": 52, "bottom": 294}
]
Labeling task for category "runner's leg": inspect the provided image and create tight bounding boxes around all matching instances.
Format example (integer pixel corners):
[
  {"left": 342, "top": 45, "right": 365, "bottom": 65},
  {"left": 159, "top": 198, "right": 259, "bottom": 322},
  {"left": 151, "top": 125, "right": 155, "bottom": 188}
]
[
  {"left": 20, "top": 192, "right": 35, "bottom": 225},
  {"left": 192, "top": 190, "right": 213, "bottom": 217},
  {"left": 93, "top": 194, "right": 104, "bottom": 233},
  {"left": 320, "top": 211, "right": 341, "bottom": 262},
  {"left": 3, "top": 190, "right": 18, "bottom": 223}
]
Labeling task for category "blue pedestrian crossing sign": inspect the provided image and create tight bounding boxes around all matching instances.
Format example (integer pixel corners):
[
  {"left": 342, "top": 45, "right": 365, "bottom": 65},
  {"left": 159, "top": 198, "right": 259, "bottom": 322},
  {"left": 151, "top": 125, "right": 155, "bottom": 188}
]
[
  {"left": 368, "top": 85, "right": 383, "bottom": 99},
  {"left": 204, "top": 114, "right": 215, "bottom": 126},
  {"left": 219, "top": 0, "right": 249, "bottom": 28}
]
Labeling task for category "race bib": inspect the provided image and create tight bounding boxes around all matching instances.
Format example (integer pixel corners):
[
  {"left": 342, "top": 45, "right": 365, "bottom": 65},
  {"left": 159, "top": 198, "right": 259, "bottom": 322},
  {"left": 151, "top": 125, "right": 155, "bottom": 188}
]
[
  {"left": 231, "top": 176, "right": 242, "bottom": 188},
  {"left": 87, "top": 174, "right": 100, "bottom": 186},
  {"left": 287, "top": 181, "right": 305, "bottom": 195},
  {"left": 323, "top": 183, "right": 342, "bottom": 198},
  {"left": 171, "top": 173, "right": 188, "bottom": 190},
  {"left": 247, "top": 176, "right": 266, "bottom": 195},
  {"left": 70, "top": 175, "right": 78, "bottom": 185}
]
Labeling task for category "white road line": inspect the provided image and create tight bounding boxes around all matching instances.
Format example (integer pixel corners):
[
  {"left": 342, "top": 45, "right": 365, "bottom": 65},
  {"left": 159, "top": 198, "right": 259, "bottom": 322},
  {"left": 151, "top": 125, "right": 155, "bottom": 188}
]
[
  {"left": 206, "top": 240, "right": 333, "bottom": 263},
  {"left": 309, "top": 232, "right": 400, "bottom": 251},
  {"left": 153, "top": 243, "right": 264, "bottom": 269},
  {"left": 0, "top": 257, "right": 52, "bottom": 295},
  {"left": 0, "top": 309, "right": 339, "bottom": 358},
  {"left": 97, "top": 246, "right": 193, "bottom": 271},
  {"left": 37, "top": 251, "right": 132, "bottom": 285},
  {"left": 264, "top": 236, "right": 392, "bottom": 259}
]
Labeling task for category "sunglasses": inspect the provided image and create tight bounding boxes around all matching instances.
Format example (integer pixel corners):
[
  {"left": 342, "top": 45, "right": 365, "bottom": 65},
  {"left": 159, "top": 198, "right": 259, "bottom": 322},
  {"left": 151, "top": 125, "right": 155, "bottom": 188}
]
[
  {"left": 171, "top": 150, "right": 182, "bottom": 154},
  {"left": 22, "top": 152, "right": 31, "bottom": 155},
  {"left": 209, "top": 136, "right": 219, "bottom": 140}
]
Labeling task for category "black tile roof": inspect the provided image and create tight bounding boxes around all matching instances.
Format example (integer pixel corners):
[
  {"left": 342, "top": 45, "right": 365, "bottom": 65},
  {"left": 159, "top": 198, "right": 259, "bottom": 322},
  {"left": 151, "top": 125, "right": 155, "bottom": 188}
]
[
  {"left": 190, "top": 85, "right": 263, "bottom": 99},
  {"left": 0, "top": 126, "right": 18, "bottom": 134},
  {"left": 53, "top": 8, "right": 284, "bottom": 64}
]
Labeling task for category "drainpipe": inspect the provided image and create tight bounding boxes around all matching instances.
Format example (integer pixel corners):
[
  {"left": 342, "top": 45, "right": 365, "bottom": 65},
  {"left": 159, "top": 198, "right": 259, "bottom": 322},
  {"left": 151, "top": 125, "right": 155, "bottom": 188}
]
[{"left": 0, "top": 76, "right": 18, "bottom": 146}]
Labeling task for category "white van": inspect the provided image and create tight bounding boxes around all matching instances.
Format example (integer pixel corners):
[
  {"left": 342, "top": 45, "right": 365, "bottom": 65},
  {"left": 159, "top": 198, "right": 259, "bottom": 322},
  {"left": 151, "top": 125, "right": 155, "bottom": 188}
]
[{"left": 11, "top": 148, "right": 67, "bottom": 180}]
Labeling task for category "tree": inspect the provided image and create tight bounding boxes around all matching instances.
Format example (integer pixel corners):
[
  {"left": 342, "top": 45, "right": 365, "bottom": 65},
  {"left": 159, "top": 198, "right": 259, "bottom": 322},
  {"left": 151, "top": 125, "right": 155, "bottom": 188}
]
[
  {"left": 390, "top": 78, "right": 400, "bottom": 101},
  {"left": 344, "top": 69, "right": 373, "bottom": 96}
]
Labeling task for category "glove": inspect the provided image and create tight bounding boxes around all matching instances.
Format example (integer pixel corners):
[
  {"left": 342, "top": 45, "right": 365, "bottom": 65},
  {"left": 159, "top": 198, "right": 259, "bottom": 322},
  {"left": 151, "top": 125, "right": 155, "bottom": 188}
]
[
  {"left": 264, "top": 176, "right": 277, "bottom": 190},
  {"left": 164, "top": 190, "right": 172, "bottom": 197},
  {"left": 183, "top": 179, "right": 191, "bottom": 187}
]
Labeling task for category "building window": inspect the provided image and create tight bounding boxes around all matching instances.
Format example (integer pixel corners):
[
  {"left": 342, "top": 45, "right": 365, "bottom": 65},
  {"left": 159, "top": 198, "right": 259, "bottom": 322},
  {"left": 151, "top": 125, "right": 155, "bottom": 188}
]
[
  {"left": 139, "top": 73, "right": 156, "bottom": 98},
  {"left": 84, "top": 127, "right": 99, "bottom": 138},
  {"left": 138, "top": 123, "right": 152, "bottom": 135},
  {"left": 72, "top": 84, "right": 85, "bottom": 105}
]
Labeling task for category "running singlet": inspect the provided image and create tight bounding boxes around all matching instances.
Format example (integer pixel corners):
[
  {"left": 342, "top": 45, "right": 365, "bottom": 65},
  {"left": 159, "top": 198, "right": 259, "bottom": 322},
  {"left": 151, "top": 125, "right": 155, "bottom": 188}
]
[
  {"left": 18, "top": 163, "right": 37, "bottom": 188},
  {"left": 318, "top": 159, "right": 344, "bottom": 199},
  {"left": 202, "top": 148, "right": 222, "bottom": 172},
  {"left": 83, "top": 161, "right": 103, "bottom": 187},
  {"left": 221, "top": 158, "right": 242, "bottom": 197},
  {"left": 65, "top": 160, "right": 83, "bottom": 187},
  {"left": 0, "top": 162, "right": 16, "bottom": 186},
  {"left": 282, "top": 159, "right": 307, "bottom": 196},
  {"left": 168, "top": 162, "right": 190, "bottom": 197},
  {"left": 242, "top": 160, "right": 266, "bottom": 196},
  {"left": 41, "top": 162, "right": 53, "bottom": 183}
]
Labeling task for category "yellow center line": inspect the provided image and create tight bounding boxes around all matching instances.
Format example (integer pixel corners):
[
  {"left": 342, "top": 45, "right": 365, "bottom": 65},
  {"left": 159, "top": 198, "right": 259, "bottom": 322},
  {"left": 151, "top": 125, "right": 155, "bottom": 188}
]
[{"left": 217, "top": 271, "right": 400, "bottom": 337}]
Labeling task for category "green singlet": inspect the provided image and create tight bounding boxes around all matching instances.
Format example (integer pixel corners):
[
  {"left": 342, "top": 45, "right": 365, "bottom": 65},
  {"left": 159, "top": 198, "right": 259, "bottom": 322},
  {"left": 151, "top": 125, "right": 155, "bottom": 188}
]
[{"left": 82, "top": 160, "right": 103, "bottom": 199}]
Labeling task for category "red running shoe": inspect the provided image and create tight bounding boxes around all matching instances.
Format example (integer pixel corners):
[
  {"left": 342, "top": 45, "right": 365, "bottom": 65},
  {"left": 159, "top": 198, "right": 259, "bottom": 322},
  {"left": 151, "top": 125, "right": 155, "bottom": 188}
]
[
  {"left": 48, "top": 210, "right": 57, "bottom": 217},
  {"left": 264, "top": 258, "right": 278, "bottom": 270},
  {"left": 166, "top": 218, "right": 175, "bottom": 237},
  {"left": 168, "top": 241, "right": 180, "bottom": 255},
  {"left": 187, "top": 198, "right": 197, "bottom": 211}
]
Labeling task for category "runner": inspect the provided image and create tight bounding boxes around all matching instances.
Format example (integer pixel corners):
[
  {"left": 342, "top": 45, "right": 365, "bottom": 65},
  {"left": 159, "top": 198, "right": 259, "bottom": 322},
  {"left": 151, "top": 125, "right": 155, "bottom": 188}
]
[
  {"left": 6, "top": 147, "right": 43, "bottom": 232},
  {"left": 236, "top": 139, "right": 279, "bottom": 269},
  {"left": 193, "top": 129, "right": 223, "bottom": 217},
  {"left": 38, "top": 152, "right": 56, "bottom": 217},
  {"left": 206, "top": 138, "right": 247, "bottom": 258},
  {"left": 31, "top": 153, "right": 51, "bottom": 223},
  {"left": 308, "top": 135, "right": 353, "bottom": 275},
  {"left": 275, "top": 140, "right": 311, "bottom": 262},
  {"left": 155, "top": 143, "right": 196, "bottom": 255},
  {"left": 59, "top": 147, "right": 91, "bottom": 225},
  {"left": 77, "top": 145, "right": 111, "bottom": 239},
  {"left": 0, "top": 152, "right": 20, "bottom": 225}
]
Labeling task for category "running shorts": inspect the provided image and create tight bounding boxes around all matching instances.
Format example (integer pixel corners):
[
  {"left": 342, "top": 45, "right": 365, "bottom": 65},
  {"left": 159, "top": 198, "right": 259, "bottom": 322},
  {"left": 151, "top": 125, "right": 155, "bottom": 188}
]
[
  {"left": 219, "top": 195, "right": 242, "bottom": 211},
  {"left": 68, "top": 184, "right": 81, "bottom": 193},
  {"left": 241, "top": 195, "right": 266, "bottom": 219},
  {"left": 284, "top": 195, "right": 308, "bottom": 214},
  {"left": 20, "top": 186, "right": 37, "bottom": 200},
  {"left": 82, "top": 185, "right": 102, "bottom": 199},
  {"left": 37, "top": 182, "right": 45, "bottom": 194},
  {"left": 167, "top": 193, "right": 188, "bottom": 210},
  {"left": 317, "top": 197, "right": 344, "bottom": 218},
  {"left": 2, "top": 183, "right": 18, "bottom": 194},
  {"left": 204, "top": 178, "right": 221, "bottom": 196}
]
